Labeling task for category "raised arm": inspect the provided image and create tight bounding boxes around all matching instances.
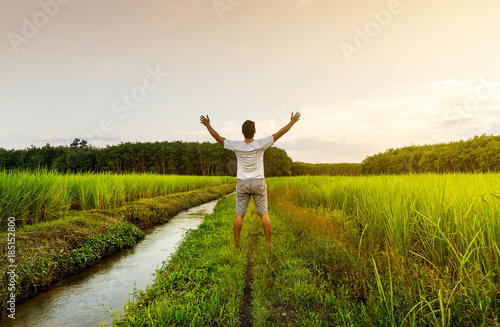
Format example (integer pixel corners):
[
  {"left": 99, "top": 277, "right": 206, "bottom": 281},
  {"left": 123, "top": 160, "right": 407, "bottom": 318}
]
[
  {"left": 272, "top": 112, "right": 301, "bottom": 142},
  {"left": 200, "top": 115, "right": 225, "bottom": 145}
]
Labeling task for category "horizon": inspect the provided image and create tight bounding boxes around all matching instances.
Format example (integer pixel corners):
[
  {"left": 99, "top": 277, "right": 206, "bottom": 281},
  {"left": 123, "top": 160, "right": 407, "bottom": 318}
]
[
  {"left": 2, "top": 131, "right": 497, "bottom": 165},
  {"left": 1, "top": 0, "right": 500, "bottom": 163}
]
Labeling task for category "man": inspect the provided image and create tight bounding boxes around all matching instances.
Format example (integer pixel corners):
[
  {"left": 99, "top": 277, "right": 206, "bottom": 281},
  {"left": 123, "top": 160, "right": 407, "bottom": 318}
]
[{"left": 200, "top": 112, "right": 301, "bottom": 249}]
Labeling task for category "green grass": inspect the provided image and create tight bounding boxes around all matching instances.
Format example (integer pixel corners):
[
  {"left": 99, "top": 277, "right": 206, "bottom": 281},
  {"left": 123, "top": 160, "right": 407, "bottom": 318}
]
[
  {"left": 0, "top": 169, "right": 235, "bottom": 229},
  {"left": 0, "top": 183, "right": 235, "bottom": 317},
  {"left": 111, "top": 194, "right": 246, "bottom": 326},
  {"left": 263, "top": 174, "right": 500, "bottom": 325},
  {"left": 111, "top": 174, "right": 500, "bottom": 326},
  {"left": 266, "top": 174, "right": 500, "bottom": 281},
  {"left": 5, "top": 171, "right": 499, "bottom": 325}
]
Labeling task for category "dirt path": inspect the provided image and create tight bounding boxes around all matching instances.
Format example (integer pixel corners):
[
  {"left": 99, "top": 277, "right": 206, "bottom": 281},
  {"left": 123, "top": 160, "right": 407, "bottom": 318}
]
[
  {"left": 239, "top": 218, "right": 260, "bottom": 327},
  {"left": 240, "top": 250, "right": 254, "bottom": 327}
]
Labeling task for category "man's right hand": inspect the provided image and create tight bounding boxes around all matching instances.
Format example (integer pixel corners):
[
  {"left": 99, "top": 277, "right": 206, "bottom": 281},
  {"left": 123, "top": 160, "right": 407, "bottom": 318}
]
[{"left": 290, "top": 112, "right": 301, "bottom": 124}]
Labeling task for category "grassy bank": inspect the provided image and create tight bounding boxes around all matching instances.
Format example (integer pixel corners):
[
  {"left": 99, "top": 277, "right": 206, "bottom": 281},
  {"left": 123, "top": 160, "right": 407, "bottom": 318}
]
[
  {"left": 0, "top": 169, "right": 235, "bottom": 229},
  {"left": 112, "top": 194, "right": 247, "bottom": 326},
  {"left": 0, "top": 183, "right": 235, "bottom": 316}
]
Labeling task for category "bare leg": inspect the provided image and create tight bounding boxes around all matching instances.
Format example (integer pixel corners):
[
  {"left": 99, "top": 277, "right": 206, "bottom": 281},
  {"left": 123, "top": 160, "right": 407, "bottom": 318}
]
[
  {"left": 234, "top": 213, "right": 245, "bottom": 249},
  {"left": 258, "top": 212, "right": 272, "bottom": 244}
]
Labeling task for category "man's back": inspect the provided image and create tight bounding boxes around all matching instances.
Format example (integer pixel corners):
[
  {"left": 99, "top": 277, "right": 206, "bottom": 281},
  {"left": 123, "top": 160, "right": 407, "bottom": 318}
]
[
  {"left": 200, "top": 112, "right": 300, "bottom": 248},
  {"left": 224, "top": 135, "right": 274, "bottom": 179}
]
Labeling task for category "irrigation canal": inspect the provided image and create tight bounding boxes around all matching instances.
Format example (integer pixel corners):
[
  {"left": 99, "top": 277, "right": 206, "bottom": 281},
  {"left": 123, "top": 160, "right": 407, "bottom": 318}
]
[{"left": 2, "top": 200, "right": 219, "bottom": 327}]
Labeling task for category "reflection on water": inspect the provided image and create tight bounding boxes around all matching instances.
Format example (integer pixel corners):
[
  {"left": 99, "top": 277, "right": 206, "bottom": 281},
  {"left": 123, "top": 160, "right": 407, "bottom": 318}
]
[{"left": 1, "top": 200, "right": 218, "bottom": 327}]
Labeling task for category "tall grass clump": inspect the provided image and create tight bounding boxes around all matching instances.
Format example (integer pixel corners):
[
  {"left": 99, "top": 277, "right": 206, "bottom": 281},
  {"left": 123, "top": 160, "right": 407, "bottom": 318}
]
[
  {"left": 267, "top": 174, "right": 500, "bottom": 283},
  {"left": 0, "top": 169, "right": 235, "bottom": 229},
  {"left": 0, "top": 169, "right": 64, "bottom": 224}
]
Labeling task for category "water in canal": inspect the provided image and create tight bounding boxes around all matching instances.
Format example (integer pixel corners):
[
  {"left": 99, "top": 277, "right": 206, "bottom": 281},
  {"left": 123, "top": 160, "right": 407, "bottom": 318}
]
[{"left": 2, "top": 200, "right": 218, "bottom": 327}]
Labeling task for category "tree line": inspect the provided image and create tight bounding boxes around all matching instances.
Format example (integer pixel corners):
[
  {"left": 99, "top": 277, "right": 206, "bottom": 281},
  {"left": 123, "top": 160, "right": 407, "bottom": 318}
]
[
  {"left": 290, "top": 134, "right": 500, "bottom": 176},
  {"left": 361, "top": 134, "right": 500, "bottom": 174},
  {"left": 2, "top": 134, "right": 499, "bottom": 176},
  {"left": 0, "top": 138, "right": 292, "bottom": 177}
]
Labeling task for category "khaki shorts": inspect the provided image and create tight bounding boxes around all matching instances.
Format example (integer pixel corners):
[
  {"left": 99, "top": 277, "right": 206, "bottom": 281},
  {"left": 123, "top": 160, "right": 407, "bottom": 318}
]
[{"left": 236, "top": 178, "right": 268, "bottom": 214}]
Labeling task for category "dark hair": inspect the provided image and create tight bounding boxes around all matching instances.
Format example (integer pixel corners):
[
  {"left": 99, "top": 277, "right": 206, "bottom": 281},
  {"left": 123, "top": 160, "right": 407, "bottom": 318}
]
[{"left": 242, "top": 120, "right": 255, "bottom": 139}]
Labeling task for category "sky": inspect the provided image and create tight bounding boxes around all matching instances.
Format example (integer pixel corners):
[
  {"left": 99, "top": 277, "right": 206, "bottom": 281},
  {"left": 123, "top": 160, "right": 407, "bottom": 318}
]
[{"left": 1, "top": 0, "right": 500, "bottom": 163}]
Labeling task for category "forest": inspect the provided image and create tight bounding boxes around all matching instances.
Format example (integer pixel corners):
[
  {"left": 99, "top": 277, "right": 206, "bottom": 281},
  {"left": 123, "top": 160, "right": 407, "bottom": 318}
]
[
  {"left": 0, "top": 138, "right": 292, "bottom": 177},
  {"left": 361, "top": 134, "right": 500, "bottom": 174},
  {"left": 1, "top": 133, "right": 499, "bottom": 176}
]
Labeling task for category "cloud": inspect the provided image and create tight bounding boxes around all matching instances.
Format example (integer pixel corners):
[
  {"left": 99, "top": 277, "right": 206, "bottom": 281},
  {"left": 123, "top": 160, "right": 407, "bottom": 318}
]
[
  {"left": 278, "top": 137, "right": 372, "bottom": 163},
  {"left": 40, "top": 133, "right": 60, "bottom": 141},
  {"left": 84, "top": 136, "right": 123, "bottom": 148},
  {"left": 281, "top": 137, "right": 371, "bottom": 154},
  {"left": 36, "top": 134, "right": 121, "bottom": 147},
  {"left": 279, "top": 76, "right": 500, "bottom": 161},
  {"left": 183, "top": 76, "right": 500, "bottom": 163}
]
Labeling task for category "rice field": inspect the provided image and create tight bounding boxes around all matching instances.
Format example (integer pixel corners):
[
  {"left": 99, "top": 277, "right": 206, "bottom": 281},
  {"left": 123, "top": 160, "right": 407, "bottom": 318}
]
[
  {"left": 3, "top": 170, "right": 500, "bottom": 325},
  {"left": 0, "top": 169, "right": 235, "bottom": 228},
  {"left": 266, "top": 174, "right": 500, "bottom": 281},
  {"left": 264, "top": 173, "right": 500, "bottom": 325},
  {"left": 114, "top": 173, "right": 500, "bottom": 326}
]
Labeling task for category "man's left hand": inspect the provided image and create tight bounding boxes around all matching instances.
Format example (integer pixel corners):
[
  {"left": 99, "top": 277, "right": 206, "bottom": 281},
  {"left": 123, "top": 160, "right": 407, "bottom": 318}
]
[{"left": 200, "top": 115, "right": 211, "bottom": 127}]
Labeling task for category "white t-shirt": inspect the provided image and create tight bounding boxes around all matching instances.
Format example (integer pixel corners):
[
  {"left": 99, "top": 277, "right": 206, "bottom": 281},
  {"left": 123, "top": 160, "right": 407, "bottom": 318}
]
[{"left": 224, "top": 135, "right": 274, "bottom": 179}]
